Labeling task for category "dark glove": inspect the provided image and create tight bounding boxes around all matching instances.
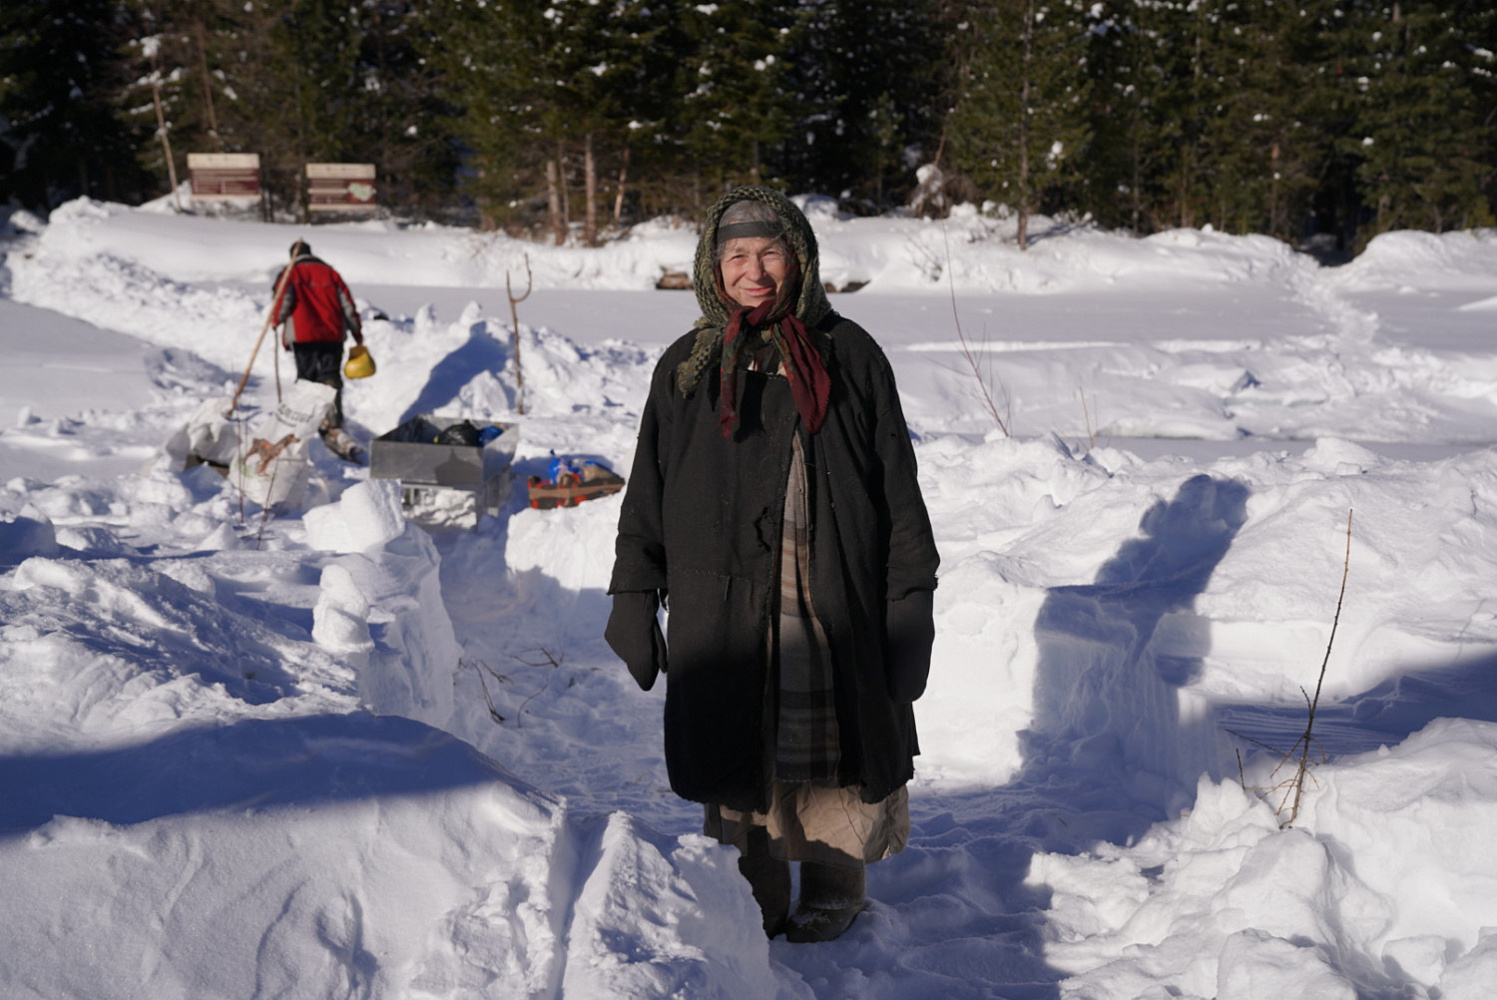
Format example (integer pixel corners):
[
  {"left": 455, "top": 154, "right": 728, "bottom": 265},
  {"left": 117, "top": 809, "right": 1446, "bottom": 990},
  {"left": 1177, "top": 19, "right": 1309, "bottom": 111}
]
[
  {"left": 606, "top": 590, "right": 668, "bottom": 691},
  {"left": 885, "top": 589, "right": 935, "bottom": 702}
]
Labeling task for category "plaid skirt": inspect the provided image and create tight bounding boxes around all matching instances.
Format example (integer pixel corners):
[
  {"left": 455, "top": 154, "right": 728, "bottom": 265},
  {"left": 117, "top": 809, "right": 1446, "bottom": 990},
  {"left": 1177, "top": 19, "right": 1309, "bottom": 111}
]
[{"left": 705, "top": 434, "right": 909, "bottom": 866}]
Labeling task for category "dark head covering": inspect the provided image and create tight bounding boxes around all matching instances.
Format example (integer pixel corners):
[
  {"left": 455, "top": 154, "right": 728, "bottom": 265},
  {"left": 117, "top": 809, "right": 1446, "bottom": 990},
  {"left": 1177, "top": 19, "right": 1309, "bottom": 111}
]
[
  {"left": 713, "top": 199, "right": 786, "bottom": 254},
  {"left": 682, "top": 186, "right": 833, "bottom": 435},
  {"left": 289, "top": 239, "right": 312, "bottom": 259}
]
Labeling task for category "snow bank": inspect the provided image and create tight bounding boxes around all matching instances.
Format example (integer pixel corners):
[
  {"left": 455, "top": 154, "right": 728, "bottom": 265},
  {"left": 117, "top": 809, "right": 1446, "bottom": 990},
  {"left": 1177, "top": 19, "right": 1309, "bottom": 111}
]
[
  {"left": 0, "top": 709, "right": 769, "bottom": 1000},
  {"left": 1334, "top": 228, "right": 1497, "bottom": 293},
  {"left": 1030, "top": 718, "right": 1497, "bottom": 1000},
  {"left": 0, "top": 717, "right": 570, "bottom": 998},
  {"left": 17, "top": 195, "right": 1321, "bottom": 302},
  {"left": 0, "top": 468, "right": 772, "bottom": 1000},
  {"left": 563, "top": 813, "right": 780, "bottom": 998},
  {"left": 505, "top": 491, "right": 622, "bottom": 593},
  {"left": 914, "top": 434, "right": 1497, "bottom": 813}
]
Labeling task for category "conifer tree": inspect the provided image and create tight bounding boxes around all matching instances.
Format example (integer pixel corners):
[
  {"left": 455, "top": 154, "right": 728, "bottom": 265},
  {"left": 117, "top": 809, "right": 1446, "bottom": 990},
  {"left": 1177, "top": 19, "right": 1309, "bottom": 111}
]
[
  {"left": 1078, "top": 0, "right": 1209, "bottom": 234},
  {"left": 781, "top": 0, "right": 943, "bottom": 213},
  {"left": 675, "top": 0, "right": 800, "bottom": 200},
  {"left": 1345, "top": 0, "right": 1495, "bottom": 238},
  {"left": 431, "top": 0, "right": 550, "bottom": 228},
  {"left": 946, "top": 0, "right": 1094, "bottom": 248},
  {"left": 0, "top": 0, "right": 150, "bottom": 208},
  {"left": 351, "top": 2, "right": 459, "bottom": 218},
  {"left": 138, "top": 0, "right": 368, "bottom": 214},
  {"left": 435, "top": 0, "right": 691, "bottom": 233},
  {"left": 1195, "top": 0, "right": 1331, "bottom": 239}
]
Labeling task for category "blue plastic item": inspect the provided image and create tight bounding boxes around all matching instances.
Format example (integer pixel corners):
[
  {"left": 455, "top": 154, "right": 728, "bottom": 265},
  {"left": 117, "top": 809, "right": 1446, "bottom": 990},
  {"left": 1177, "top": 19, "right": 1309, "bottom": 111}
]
[{"left": 547, "top": 451, "right": 582, "bottom": 484}]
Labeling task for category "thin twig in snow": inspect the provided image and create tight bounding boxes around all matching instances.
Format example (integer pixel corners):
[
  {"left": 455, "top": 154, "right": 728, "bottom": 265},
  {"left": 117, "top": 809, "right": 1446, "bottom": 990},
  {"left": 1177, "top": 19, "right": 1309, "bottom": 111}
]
[
  {"left": 1280, "top": 508, "right": 1353, "bottom": 828},
  {"left": 941, "top": 224, "right": 1011, "bottom": 436}
]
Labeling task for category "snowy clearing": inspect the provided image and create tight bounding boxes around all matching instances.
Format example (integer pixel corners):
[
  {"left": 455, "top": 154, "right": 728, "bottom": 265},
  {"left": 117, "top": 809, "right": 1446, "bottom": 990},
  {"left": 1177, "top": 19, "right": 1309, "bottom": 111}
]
[{"left": 1, "top": 199, "right": 1495, "bottom": 999}]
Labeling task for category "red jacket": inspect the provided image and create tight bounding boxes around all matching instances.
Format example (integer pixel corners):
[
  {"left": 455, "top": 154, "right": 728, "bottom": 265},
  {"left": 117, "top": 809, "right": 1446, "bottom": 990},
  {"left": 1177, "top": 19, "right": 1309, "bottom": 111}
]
[{"left": 273, "top": 256, "right": 362, "bottom": 347}]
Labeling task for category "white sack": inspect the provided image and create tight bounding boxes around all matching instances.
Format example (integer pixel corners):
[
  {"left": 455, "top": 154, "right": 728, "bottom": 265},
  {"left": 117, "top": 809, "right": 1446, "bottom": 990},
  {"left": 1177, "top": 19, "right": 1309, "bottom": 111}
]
[{"left": 231, "top": 381, "right": 336, "bottom": 509}]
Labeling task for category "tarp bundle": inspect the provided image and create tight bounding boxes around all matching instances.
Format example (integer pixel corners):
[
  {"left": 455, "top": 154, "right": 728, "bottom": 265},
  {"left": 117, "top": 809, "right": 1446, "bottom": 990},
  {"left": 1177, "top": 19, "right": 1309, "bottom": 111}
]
[{"left": 161, "top": 397, "right": 241, "bottom": 471}]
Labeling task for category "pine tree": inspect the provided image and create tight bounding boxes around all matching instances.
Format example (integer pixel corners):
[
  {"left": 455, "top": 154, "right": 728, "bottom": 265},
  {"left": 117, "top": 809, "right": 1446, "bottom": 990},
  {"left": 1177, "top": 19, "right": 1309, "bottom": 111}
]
[
  {"left": 781, "top": 0, "right": 944, "bottom": 213},
  {"left": 1195, "top": 0, "right": 1332, "bottom": 239},
  {"left": 350, "top": 2, "right": 460, "bottom": 219},
  {"left": 0, "top": 0, "right": 151, "bottom": 209},
  {"left": 1078, "top": 0, "right": 1203, "bottom": 234},
  {"left": 674, "top": 0, "right": 801, "bottom": 200},
  {"left": 429, "top": 0, "right": 547, "bottom": 228},
  {"left": 131, "top": 0, "right": 369, "bottom": 215},
  {"left": 946, "top": 0, "right": 1094, "bottom": 248},
  {"left": 1345, "top": 0, "right": 1496, "bottom": 239},
  {"left": 434, "top": 0, "right": 693, "bottom": 234}
]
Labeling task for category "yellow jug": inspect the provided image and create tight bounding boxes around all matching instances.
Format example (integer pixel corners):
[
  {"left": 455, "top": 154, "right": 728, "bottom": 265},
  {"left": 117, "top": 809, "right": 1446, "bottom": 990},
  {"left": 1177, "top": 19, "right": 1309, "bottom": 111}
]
[{"left": 344, "top": 344, "right": 376, "bottom": 379}]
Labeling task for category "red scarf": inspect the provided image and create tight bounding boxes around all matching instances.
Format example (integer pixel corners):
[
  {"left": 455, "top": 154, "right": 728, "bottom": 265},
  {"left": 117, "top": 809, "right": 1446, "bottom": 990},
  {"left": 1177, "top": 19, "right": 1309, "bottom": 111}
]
[{"left": 716, "top": 264, "right": 831, "bottom": 438}]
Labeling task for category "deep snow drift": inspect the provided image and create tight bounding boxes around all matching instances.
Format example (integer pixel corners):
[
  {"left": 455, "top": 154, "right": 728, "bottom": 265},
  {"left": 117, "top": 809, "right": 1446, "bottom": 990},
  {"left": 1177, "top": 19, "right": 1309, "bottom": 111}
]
[{"left": 1, "top": 197, "right": 1496, "bottom": 999}]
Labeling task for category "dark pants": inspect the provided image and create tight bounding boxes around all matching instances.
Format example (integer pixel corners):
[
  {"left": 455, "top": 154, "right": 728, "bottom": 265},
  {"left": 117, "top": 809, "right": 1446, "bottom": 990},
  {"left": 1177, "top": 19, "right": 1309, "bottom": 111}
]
[{"left": 292, "top": 342, "right": 345, "bottom": 430}]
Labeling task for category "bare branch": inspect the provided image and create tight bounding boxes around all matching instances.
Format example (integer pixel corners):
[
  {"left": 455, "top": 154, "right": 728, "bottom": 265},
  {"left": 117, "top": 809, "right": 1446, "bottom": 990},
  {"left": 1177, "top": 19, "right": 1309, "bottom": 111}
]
[
  {"left": 1282, "top": 509, "right": 1354, "bottom": 829},
  {"left": 941, "top": 224, "right": 1011, "bottom": 436}
]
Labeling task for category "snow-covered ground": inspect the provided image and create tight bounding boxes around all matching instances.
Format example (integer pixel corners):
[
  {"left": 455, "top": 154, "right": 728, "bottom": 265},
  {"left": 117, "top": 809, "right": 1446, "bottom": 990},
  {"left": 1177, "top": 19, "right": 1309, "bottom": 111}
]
[{"left": 2, "top": 194, "right": 1496, "bottom": 999}]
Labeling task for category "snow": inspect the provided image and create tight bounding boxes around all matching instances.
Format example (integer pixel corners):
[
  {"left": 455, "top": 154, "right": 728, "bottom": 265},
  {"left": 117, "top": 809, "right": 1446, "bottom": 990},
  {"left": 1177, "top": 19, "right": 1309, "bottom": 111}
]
[{"left": 2, "top": 197, "right": 1496, "bottom": 999}]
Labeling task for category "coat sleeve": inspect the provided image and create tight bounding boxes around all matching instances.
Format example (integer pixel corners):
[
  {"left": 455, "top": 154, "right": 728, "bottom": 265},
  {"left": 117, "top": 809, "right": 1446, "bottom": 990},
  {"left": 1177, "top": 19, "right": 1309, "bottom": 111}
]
[
  {"left": 609, "top": 352, "right": 677, "bottom": 595},
  {"left": 870, "top": 348, "right": 939, "bottom": 600},
  {"left": 333, "top": 271, "right": 362, "bottom": 342},
  {"left": 272, "top": 266, "right": 296, "bottom": 328}
]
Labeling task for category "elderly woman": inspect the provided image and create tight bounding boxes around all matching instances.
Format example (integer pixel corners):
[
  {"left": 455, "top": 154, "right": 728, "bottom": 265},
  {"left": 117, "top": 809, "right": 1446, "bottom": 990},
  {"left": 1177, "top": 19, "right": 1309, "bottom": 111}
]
[{"left": 607, "top": 187, "right": 939, "bottom": 943}]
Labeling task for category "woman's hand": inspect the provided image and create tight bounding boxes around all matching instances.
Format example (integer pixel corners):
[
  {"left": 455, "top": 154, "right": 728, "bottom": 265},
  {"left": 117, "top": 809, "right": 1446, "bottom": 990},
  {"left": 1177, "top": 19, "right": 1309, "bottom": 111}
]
[
  {"left": 885, "top": 589, "right": 935, "bottom": 702},
  {"left": 605, "top": 590, "right": 668, "bottom": 691}
]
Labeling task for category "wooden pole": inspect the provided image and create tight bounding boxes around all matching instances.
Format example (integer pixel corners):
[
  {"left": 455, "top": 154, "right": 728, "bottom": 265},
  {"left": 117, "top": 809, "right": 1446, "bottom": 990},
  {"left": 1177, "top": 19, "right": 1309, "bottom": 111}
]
[
  {"left": 228, "top": 256, "right": 303, "bottom": 417},
  {"left": 507, "top": 254, "right": 533, "bottom": 415},
  {"left": 148, "top": 49, "right": 182, "bottom": 213}
]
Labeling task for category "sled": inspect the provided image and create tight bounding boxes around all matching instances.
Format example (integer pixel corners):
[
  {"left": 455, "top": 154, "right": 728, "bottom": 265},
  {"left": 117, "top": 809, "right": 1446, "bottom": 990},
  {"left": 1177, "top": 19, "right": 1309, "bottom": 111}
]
[
  {"left": 526, "top": 461, "right": 625, "bottom": 509},
  {"left": 369, "top": 415, "right": 517, "bottom": 528}
]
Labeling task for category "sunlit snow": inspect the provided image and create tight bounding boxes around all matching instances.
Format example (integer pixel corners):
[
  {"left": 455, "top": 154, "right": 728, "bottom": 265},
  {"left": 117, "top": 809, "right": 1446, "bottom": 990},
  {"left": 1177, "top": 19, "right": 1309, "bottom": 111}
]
[{"left": 2, "top": 195, "right": 1495, "bottom": 999}]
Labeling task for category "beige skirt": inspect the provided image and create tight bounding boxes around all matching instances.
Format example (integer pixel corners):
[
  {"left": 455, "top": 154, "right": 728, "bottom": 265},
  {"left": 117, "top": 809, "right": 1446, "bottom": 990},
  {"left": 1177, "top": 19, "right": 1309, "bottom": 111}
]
[{"left": 705, "top": 781, "right": 909, "bottom": 868}]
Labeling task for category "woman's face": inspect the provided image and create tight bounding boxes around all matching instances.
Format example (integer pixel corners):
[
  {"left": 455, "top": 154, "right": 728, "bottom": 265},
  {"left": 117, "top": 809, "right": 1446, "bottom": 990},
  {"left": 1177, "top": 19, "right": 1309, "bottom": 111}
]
[{"left": 719, "top": 236, "right": 790, "bottom": 309}]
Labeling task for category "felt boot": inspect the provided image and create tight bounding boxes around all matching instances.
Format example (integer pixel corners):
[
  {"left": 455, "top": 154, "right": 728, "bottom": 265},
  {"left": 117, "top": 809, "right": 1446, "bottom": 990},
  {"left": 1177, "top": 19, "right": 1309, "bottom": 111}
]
[
  {"left": 786, "top": 860, "right": 866, "bottom": 943},
  {"left": 737, "top": 827, "right": 791, "bottom": 938}
]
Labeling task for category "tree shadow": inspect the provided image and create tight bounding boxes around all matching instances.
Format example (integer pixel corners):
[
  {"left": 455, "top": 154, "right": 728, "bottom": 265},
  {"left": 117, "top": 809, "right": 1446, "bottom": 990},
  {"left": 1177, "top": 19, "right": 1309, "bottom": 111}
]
[{"left": 1217, "top": 650, "right": 1497, "bottom": 762}]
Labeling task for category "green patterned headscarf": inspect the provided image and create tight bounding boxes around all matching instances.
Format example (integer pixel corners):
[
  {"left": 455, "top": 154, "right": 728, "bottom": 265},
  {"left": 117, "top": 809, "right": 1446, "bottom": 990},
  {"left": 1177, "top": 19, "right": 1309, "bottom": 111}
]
[{"left": 678, "top": 187, "right": 834, "bottom": 410}]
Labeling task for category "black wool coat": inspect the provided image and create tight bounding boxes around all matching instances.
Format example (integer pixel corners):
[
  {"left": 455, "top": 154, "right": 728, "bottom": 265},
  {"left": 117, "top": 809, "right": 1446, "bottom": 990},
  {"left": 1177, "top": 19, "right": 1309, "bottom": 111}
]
[{"left": 610, "top": 312, "right": 940, "bottom": 812}]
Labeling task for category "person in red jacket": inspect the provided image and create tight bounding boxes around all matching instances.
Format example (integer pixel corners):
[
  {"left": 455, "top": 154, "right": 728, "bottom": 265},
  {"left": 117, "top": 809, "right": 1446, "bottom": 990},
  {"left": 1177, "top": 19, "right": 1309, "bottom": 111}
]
[{"left": 272, "top": 239, "right": 364, "bottom": 458}]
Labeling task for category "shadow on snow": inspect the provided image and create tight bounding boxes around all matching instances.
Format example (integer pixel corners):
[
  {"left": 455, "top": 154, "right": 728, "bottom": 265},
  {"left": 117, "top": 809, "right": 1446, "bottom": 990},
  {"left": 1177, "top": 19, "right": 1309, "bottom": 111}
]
[
  {"left": 398, "top": 320, "right": 511, "bottom": 424},
  {"left": 842, "top": 474, "right": 1251, "bottom": 999},
  {"left": 0, "top": 713, "right": 526, "bottom": 836}
]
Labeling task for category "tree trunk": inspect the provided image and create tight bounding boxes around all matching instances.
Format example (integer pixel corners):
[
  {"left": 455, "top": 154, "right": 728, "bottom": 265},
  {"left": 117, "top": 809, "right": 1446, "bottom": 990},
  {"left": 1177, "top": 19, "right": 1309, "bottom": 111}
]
[
  {"left": 1016, "top": 0, "right": 1035, "bottom": 251},
  {"left": 558, "top": 140, "right": 571, "bottom": 240},
  {"left": 614, "top": 144, "right": 630, "bottom": 224},
  {"left": 194, "top": 20, "right": 222, "bottom": 150},
  {"left": 546, "top": 159, "right": 564, "bottom": 245},
  {"left": 584, "top": 132, "right": 598, "bottom": 246},
  {"left": 149, "top": 52, "right": 182, "bottom": 212},
  {"left": 1270, "top": 141, "right": 1282, "bottom": 239}
]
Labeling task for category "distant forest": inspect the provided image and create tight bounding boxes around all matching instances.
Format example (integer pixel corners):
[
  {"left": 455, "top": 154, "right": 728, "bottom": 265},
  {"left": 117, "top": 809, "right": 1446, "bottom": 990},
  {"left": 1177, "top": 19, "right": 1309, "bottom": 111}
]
[{"left": 2, "top": 1, "right": 1493, "bottom": 254}]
